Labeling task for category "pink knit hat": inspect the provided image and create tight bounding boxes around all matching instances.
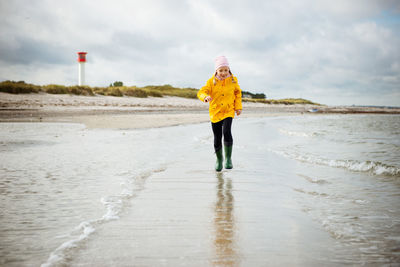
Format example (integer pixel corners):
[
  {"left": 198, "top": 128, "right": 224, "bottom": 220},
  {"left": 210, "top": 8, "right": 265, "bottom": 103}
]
[{"left": 215, "top": 56, "right": 229, "bottom": 71}]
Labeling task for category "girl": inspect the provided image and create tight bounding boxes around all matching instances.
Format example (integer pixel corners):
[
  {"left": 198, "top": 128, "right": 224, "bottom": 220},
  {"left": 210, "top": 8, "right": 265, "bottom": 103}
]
[{"left": 197, "top": 56, "right": 242, "bottom": 171}]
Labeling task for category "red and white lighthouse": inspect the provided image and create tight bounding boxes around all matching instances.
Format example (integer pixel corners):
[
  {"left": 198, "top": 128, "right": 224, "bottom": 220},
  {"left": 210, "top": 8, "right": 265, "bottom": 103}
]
[{"left": 77, "top": 52, "right": 87, "bottom": 86}]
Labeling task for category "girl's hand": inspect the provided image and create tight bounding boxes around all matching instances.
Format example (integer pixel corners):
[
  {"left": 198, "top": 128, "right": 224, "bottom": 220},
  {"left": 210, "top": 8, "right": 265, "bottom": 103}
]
[
  {"left": 204, "top": 96, "right": 212, "bottom": 103},
  {"left": 236, "top": 109, "right": 242, "bottom": 116}
]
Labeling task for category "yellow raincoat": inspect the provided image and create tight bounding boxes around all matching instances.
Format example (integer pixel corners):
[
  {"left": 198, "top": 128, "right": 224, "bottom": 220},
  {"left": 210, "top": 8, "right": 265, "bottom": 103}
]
[{"left": 198, "top": 75, "right": 242, "bottom": 123}]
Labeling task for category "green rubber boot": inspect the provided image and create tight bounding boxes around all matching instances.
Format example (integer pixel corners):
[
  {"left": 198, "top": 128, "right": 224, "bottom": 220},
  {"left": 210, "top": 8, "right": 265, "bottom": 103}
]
[
  {"left": 215, "top": 148, "right": 223, "bottom": 172},
  {"left": 224, "top": 145, "right": 233, "bottom": 169}
]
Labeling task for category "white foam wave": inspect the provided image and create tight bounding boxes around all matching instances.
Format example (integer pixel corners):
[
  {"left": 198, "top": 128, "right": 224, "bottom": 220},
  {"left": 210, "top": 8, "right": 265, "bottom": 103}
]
[
  {"left": 41, "top": 221, "right": 96, "bottom": 267},
  {"left": 276, "top": 150, "right": 400, "bottom": 177},
  {"left": 41, "top": 166, "right": 167, "bottom": 267},
  {"left": 101, "top": 196, "right": 123, "bottom": 221}
]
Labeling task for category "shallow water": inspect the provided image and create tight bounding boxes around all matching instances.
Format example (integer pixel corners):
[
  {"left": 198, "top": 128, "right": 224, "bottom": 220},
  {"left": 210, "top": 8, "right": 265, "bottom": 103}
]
[
  {"left": 0, "top": 114, "right": 399, "bottom": 266},
  {"left": 0, "top": 123, "right": 192, "bottom": 266},
  {"left": 251, "top": 114, "right": 400, "bottom": 264}
]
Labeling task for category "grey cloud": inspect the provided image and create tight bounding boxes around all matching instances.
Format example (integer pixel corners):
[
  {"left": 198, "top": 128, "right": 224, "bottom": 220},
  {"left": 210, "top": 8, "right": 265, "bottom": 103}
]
[
  {"left": 0, "top": 37, "right": 71, "bottom": 65},
  {"left": 0, "top": 0, "right": 399, "bottom": 106}
]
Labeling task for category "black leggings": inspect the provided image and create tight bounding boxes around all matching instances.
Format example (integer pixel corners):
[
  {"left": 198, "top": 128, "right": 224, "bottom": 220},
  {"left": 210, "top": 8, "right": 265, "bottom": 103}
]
[{"left": 211, "top": 117, "right": 233, "bottom": 151}]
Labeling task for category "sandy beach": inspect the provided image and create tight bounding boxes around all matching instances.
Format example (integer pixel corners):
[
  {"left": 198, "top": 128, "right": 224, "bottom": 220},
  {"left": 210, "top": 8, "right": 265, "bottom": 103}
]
[
  {"left": 1, "top": 92, "right": 399, "bottom": 129},
  {"left": 0, "top": 92, "right": 311, "bottom": 129}
]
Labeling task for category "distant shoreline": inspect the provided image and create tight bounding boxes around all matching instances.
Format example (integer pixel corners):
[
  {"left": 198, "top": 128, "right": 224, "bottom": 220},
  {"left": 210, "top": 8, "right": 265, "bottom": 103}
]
[{"left": 1, "top": 92, "right": 399, "bottom": 129}]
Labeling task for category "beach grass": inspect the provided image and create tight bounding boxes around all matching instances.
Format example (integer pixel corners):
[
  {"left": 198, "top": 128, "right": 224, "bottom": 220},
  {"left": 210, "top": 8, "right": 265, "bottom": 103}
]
[
  {"left": 0, "top": 80, "right": 319, "bottom": 105},
  {"left": 0, "top": 80, "right": 41, "bottom": 94},
  {"left": 142, "top": 85, "right": 198, "bottom": 98},
  {"left": 0, "top": 81, "right": 195, "bottom": 99}
]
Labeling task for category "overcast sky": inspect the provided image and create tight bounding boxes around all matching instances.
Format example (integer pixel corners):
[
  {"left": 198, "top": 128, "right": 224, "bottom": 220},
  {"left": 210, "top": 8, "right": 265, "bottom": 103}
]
[{"left": 0, "top": 0, "right": 399, "bottom": 106}]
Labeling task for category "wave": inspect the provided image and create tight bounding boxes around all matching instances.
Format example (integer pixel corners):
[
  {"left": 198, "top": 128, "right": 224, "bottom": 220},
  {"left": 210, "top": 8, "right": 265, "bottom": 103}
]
[
  {"left": 41, "top": 221, "right": 95, "bottom": 267},
  {"left": 40, "top": 166, "right": 166, "bottom": 267},
  {"left": 275, "top": 150, "right": 400, "bottom": 177}
]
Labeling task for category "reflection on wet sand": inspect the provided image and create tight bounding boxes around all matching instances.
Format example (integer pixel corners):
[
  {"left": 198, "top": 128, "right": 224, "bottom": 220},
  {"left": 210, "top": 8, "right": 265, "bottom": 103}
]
[{"left": 213, "top": 172, "right": 238, "bottom": 266}]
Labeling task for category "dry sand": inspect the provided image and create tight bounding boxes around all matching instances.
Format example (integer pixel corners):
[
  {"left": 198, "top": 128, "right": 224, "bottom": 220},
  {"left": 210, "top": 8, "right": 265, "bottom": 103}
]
[{"left": 1, "top": 92, "right": 399, "bottom": 129}]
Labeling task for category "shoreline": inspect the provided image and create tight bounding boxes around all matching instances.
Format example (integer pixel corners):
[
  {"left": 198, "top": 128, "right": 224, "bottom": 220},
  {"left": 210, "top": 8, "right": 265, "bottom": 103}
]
[{"left": 1, "top": 92, "right": 399, "bottom": 129}]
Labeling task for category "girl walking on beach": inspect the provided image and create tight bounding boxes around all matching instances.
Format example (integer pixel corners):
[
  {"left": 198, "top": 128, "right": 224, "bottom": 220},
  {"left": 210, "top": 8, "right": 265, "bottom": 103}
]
[{"left": 198, "top": 56, "right": 242, "bottom": 171}]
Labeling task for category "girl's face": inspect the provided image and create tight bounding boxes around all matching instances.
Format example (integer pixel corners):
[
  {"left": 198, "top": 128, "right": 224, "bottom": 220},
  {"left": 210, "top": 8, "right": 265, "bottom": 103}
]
[{"left": 216, "top": 66, "right": 230, "bottom": 79}]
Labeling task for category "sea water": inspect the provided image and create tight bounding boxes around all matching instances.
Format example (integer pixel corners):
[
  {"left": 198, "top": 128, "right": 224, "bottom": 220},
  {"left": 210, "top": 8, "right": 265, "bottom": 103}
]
[
  {"left": 236, "top": 114, "right": 400, "bottom": 265},
  {"left": 0, "top": 114, "right": 399, "bottom": 266},
  {"left": 0, "top": 122, "right": 203, "bottom": 266}
]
